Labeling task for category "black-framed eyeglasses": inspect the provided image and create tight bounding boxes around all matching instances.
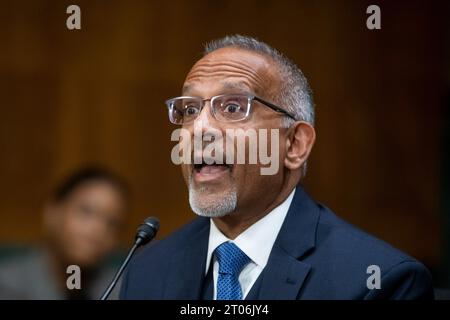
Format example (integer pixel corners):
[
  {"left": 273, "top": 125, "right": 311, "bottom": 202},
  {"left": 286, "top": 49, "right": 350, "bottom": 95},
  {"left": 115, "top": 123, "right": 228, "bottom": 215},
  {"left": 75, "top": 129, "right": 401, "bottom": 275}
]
[{"left": 165, "top": 94, "right": 297, "bottom": 125}]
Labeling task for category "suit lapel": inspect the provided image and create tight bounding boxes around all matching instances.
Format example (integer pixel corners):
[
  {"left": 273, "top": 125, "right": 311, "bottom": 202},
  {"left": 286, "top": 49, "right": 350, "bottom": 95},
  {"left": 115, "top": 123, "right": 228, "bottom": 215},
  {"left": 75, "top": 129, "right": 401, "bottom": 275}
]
[
  {"left": 252, "top": 186, "right": 320, "bottom": 300},
  {"left": 163, "top": 186, "right": 320, "bottom": 300},
  {"left": 253, "top": 245, "right": 311, "bottom": 299},
  {"left": 163, "top": 218, "right": 210, "bottom": 299}
]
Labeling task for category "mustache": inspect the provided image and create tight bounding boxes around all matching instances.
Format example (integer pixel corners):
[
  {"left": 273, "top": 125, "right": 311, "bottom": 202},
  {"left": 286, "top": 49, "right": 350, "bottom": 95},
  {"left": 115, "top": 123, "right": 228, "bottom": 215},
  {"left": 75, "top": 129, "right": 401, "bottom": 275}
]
[
  {"left": 191, "top": 149, "right": 227, "bottom": 165},
  {"left": 189, "top": 143, "right": 239, "bottom": 167}
]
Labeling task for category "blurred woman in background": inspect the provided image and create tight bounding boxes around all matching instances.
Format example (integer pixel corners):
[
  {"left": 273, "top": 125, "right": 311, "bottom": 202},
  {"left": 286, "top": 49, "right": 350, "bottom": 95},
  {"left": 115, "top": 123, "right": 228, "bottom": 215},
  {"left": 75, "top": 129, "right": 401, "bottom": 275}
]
[{"left": 0, "top": 167, "right": 129, "bottom": 299}]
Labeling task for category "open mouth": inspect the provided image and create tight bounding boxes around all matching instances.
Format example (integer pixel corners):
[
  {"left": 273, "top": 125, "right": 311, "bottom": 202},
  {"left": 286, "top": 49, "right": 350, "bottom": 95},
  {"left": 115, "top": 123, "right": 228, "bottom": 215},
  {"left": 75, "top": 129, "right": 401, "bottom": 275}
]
[
  {"left": 193, "top": 161, "right": 233, "bottom": 172},
  {"left": 192, "top": 160, "right": 233, "bottom": 182}
]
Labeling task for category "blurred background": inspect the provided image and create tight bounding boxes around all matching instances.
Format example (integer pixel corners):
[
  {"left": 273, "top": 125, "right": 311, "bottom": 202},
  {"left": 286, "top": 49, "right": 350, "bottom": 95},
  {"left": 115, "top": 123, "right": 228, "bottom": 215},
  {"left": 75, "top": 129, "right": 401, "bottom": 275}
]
[{"left": 0, "top": 0, "right": 449, "bottom": 297}]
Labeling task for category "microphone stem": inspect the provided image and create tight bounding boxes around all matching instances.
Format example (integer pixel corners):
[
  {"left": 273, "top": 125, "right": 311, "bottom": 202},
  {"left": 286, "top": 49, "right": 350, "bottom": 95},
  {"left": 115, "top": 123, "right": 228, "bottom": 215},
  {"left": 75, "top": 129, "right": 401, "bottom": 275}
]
[{"left": 100, "top": 241, "right": 139, "bottom": 300}]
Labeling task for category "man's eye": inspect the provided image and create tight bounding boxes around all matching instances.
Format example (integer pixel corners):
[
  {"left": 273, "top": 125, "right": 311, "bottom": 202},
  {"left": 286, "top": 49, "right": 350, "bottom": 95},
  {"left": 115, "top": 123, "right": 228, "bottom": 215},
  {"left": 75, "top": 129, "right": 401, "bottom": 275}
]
[
  {"left": 184, "top": 106, "right": 199, "bottom": 116},
  {"left": 223, "top": 103, "right": 241, "bottom": 113}
]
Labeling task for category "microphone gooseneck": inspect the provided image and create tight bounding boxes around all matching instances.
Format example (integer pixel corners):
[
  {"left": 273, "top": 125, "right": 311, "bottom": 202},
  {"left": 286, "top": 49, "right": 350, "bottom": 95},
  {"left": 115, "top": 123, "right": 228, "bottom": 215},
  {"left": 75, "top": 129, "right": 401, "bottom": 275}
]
[{"left": 100, "top": 217, "right": 160, "bottom": 300}]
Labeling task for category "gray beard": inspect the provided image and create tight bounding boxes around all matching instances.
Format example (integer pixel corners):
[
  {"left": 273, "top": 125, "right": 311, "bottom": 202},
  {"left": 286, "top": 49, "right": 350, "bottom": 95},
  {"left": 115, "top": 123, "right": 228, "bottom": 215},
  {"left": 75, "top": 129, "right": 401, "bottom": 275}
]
[{"left": 188, "top": 176, "right": 237, "bottom": 218}]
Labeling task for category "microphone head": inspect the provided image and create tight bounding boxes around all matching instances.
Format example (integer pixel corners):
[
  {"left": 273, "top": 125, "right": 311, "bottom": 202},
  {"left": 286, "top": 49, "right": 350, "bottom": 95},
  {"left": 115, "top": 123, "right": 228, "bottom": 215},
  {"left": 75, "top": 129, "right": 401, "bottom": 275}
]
[{"left": 135, "top": 216, "right": 160, "bottom": 246}]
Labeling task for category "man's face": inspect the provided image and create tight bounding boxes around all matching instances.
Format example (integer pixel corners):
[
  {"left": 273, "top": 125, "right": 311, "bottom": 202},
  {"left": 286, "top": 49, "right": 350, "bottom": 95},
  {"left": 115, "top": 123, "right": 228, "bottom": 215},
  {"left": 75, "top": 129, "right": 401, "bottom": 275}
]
[{"left": 180, "top": 47, "right": 289, "bottom": 218}]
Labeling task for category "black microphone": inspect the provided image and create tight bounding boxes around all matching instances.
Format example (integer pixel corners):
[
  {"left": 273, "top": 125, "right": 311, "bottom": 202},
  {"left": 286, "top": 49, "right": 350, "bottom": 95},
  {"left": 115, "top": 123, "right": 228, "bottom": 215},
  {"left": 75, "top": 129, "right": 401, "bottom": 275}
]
[{"left": 100, "top": 216, "right": 160, "bottom": 300}]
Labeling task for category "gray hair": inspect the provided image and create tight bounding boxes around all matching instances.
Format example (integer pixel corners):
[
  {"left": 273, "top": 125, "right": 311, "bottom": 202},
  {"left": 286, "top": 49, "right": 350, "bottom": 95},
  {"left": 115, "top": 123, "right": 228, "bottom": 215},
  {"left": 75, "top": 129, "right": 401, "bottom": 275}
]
[
  {"left": 204, "top": 34, "right": 315, "bottom": 128},
  {"left": 204, "top": 35, "right": 314, "bottom": 176}
]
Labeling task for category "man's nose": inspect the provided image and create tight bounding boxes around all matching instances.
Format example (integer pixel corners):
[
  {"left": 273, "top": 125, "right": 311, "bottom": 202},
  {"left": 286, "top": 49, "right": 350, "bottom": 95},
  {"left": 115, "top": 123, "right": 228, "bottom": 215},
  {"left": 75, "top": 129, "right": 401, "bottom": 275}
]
[
  {"left": 193, "top": 101, "right": 216, "bottom": 131},
  {"left": 192, "top": 101, "right": 223, "bottom": 147}
]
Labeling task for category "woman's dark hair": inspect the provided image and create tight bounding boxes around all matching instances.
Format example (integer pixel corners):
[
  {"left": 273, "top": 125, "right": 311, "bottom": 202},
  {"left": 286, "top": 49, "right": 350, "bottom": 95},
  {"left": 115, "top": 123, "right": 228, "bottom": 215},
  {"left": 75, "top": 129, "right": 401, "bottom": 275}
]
[{"left": 52, "top": 166, "right": 130, "bottom": 203}]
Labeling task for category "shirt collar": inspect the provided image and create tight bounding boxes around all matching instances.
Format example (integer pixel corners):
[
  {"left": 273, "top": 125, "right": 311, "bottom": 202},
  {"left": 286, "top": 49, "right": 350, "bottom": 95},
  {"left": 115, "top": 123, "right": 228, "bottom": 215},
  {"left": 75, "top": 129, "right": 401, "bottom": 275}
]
[{"left": 205, "top": 188, "right": 296, "bottom": 274}]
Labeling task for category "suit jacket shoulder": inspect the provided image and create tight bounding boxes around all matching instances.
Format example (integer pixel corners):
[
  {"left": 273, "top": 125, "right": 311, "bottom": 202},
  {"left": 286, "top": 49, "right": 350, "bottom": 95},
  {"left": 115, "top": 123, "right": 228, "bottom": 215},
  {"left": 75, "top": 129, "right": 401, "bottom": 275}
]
[{"left": 293, "top": 201, "right": 433, "bottom": 299}]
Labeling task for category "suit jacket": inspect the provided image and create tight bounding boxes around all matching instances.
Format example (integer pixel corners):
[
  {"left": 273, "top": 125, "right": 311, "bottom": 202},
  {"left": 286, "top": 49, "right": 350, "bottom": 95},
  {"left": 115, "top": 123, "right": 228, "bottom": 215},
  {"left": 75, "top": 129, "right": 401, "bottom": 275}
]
[{"left": 120, "top": 186, "right": 434, "bottom": 299}]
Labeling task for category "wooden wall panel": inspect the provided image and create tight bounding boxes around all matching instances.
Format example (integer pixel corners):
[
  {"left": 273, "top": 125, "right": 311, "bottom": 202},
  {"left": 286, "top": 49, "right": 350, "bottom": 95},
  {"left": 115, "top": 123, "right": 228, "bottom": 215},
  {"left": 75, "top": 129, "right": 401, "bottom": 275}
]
[{"left": 0, "top": 0, "right": 447, "bottom": 269}]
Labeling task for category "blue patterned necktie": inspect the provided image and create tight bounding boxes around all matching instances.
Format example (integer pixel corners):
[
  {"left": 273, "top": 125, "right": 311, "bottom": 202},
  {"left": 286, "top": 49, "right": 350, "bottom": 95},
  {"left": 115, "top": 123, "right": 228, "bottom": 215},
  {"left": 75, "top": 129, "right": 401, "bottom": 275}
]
[{"left": 215, "top": 241, "right": 251, "bottom": 300}]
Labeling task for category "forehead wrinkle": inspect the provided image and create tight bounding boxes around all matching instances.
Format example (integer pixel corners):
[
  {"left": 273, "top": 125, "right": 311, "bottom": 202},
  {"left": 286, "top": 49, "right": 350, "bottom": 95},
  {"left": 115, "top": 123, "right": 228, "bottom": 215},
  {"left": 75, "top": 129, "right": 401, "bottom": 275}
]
[
  {"left": 194, "top": 59, "right": 266, "bottom": 78},
  {"left": 183, "top": 48, "right": 282, "bottom": 101},
  {"left": 186, "top": 72, "right": 257, "bottom": 89},
  {"left": 185, "top": 73, "right": 264, "bottom": 97},
  {"left": 186, "top": 70, "right": 263, "bottom": 89},
  {"left": 186, "top": 61, "right": 265, "bottom": 87},
  {"left": 182, "top": 79, "right": 254, "bottom": 98}
]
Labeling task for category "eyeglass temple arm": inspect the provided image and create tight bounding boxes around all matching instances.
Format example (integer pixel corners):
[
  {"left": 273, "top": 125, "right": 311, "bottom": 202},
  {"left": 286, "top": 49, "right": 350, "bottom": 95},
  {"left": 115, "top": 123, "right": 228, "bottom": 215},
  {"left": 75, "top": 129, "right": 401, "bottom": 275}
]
[{"left": 253, "top": 96, "right": 297, "bottom": 120}]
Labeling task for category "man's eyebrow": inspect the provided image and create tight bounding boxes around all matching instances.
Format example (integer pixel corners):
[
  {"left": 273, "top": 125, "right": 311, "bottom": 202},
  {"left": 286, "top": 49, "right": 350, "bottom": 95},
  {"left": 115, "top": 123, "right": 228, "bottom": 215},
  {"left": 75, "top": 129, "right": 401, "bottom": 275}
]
[
  {"left": 220, "top": 81, "right": 252, "bottom": 92},
  {"left": 181, "top": 81, "right": 254, "bottom": 96},
  {"left": 182, "top": 84, "right": 192, "bottom": 94}
]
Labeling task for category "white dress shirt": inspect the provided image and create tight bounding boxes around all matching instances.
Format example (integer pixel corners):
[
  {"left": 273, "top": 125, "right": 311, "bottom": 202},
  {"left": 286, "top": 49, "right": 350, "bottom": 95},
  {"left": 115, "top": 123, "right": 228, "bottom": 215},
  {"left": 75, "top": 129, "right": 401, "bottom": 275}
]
[{"left": 205, "top": 188, "right": 295, "bottom": 299}]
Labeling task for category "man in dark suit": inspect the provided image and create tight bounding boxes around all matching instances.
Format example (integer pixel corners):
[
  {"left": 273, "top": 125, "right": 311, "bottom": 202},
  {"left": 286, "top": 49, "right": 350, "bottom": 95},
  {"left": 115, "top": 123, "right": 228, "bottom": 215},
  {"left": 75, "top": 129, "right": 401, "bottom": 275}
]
[{"left": 120, "top": 35, "right": 433, "bottom": 300}]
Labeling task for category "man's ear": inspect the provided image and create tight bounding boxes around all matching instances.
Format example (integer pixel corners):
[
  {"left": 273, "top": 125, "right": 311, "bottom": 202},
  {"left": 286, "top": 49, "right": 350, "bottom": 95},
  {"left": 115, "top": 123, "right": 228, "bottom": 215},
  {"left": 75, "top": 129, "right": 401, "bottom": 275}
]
[{"left": 284, "top": 121, "right": 316, "bottom": 170}]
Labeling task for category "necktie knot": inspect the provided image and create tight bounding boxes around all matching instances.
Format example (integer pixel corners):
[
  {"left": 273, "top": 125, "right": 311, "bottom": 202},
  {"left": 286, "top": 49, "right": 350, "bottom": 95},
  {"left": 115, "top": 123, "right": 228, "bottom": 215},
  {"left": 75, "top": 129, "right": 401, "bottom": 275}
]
[{"left": 215, "top": 242, "right": 250, "bottom": 276}]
